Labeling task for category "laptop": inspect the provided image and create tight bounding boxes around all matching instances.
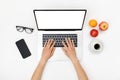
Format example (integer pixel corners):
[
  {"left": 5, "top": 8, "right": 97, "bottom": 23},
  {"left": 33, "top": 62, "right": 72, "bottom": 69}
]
[{"left": 33, "top": 9, "right": 87, "bottom": 62}]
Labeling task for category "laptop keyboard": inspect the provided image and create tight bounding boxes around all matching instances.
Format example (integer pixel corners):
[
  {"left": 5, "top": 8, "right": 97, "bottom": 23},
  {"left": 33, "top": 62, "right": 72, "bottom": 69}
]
[{"left": 43, "top": 34, "right": 77, "bottom": 47}]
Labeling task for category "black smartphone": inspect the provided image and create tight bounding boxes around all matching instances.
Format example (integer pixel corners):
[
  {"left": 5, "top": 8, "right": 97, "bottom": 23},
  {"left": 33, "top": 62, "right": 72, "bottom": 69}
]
[{"left": 16, "top": 39, "right": 31, "bottom": 59}]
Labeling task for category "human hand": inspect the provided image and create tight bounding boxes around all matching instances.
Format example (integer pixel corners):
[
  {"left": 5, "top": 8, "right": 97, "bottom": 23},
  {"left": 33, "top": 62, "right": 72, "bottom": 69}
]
[
  {"left": 41, "top": 39, "right": 56, "bottom": 62},
  {"left": 62, "top": 38, "right": 78, "bottom": 61}
]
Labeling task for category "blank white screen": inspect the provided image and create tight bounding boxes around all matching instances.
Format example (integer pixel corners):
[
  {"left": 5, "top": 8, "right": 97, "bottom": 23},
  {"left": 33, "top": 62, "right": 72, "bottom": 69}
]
[{"left": 35, "top": 11, "right": 86, "bottom": 29}]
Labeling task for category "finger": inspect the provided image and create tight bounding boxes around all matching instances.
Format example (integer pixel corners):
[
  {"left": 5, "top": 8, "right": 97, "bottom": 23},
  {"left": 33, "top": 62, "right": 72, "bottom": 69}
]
[
  {"left": 47, "top": 39, "right": 51, "bottom": 44},
  {"left": 46, "top": 39, "right": 51, "bottom": 47},
  {"left": 62, "top": 41, "right": 67, "bottom": 49},
  {"left": 72, "top": 40, "right": 75, "bottom": 50},
  {"left": 50, "top": 41, "right": 55, "bottom": 49},
  {"left": 68, "top": 38, "right": 72, "bottom": 47},
  {"left": 72, "top": 40, "right": 75, "bottom": 47},
  {"left": 44, "top": 40, "right": 47, "bottom": 47},
  {"left": 65, "top": 38, "right": 70, "bottom": 47},
  {"left": 49, "top": 39, "right": 53, "bottom": 46},
  {"left": 51, "top": 47, "right": 56, "bottom": 56},
  {"left": 47, "top": 39, "right": 52, "bottom": 45}
]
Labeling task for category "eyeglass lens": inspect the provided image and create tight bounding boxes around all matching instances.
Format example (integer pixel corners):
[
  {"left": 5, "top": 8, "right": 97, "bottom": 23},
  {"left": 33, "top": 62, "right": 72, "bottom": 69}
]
[
  {"left": 16, "top": 26, "right": 24, "bottom": 32},
  {"left": 25, "top": 28, "right": 34, "bottom": 34}
]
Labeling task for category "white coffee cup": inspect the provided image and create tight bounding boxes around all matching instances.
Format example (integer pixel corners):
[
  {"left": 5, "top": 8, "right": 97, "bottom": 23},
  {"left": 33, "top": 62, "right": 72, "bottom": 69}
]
[{"left": 89, "top": 39, "right": 103, "bottom": 54}]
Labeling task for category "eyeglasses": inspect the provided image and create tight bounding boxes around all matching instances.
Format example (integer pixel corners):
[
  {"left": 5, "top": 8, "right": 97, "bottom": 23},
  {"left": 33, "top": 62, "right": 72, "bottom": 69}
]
[{"left": 16, "top": 26, "right": 34, "bottom": 34}]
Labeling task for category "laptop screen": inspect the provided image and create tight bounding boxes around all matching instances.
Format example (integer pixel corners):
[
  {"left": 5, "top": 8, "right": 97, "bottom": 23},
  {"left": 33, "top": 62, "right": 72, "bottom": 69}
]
[{"left": 34, "top": 9, "right": 87, "bottom": 30}]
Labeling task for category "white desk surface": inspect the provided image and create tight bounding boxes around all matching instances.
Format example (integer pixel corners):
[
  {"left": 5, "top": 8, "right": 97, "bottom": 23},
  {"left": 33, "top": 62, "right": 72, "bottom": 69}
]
[{"left": 0, "top": 0, "right": 120, "bottom": 80}]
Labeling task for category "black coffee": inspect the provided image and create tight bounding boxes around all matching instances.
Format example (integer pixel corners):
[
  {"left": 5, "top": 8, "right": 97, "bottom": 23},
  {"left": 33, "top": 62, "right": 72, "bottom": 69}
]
[{"left": 94, "top": 43, "right": 100, "bottom": 50}]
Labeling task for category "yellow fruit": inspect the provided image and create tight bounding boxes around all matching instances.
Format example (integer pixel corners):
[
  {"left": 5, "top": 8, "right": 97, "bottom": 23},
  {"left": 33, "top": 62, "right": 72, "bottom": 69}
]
[{"left": 89, "top": 19, "right": 97, "bottom": 27}]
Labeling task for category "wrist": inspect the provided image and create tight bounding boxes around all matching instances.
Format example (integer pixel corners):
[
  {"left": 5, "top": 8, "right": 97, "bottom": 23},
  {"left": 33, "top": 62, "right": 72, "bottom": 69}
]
[
  {"left": 71, "top": 56, "right": 79, "bottom": 64},
  {"left": 40, "top": 57, "right": 47, "bottom": 65}
]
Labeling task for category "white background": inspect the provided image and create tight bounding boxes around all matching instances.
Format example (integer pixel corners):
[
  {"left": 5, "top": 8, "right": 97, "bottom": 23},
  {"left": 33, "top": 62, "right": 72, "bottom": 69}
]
[{"left": 0, "top": 0, "right": 120, "bottom": 80}]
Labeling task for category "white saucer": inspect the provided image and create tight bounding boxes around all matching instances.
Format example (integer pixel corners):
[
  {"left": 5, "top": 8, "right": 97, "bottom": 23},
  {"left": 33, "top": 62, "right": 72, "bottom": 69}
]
[{"left": 89, "top": 39, "right": 103, "bottom": 54}]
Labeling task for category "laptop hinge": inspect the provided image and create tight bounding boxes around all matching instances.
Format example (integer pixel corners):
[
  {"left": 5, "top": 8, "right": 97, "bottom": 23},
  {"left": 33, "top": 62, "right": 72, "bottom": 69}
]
[{"left": 38, "top": 29, "right": 82, "bottom": 31}]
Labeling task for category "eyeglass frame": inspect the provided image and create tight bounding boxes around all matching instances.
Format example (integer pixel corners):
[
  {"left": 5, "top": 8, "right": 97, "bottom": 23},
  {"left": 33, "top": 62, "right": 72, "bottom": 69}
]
[{"left": 16, "top": 26, "right": 34, "bottom": 34}]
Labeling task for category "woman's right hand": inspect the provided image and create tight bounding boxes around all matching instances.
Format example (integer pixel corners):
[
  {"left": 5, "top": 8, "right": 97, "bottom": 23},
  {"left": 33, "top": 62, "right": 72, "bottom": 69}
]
[{"left": 62, "top": 38, "right": 78, "bottom": 62}]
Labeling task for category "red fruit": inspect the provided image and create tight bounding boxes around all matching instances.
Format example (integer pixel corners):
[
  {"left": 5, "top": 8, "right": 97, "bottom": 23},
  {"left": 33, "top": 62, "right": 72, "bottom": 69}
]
[
  {"left": 90, "top": 29, "right": 99, "bottom": 37},
  {"left": 99, "top": 21, "right": 109, "bottom": 31}
]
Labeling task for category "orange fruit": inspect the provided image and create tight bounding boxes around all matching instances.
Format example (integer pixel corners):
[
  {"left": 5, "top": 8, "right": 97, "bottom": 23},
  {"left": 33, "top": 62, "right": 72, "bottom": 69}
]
[{"left": 89, "top": 19, "right": 97, "bottom": 27}]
